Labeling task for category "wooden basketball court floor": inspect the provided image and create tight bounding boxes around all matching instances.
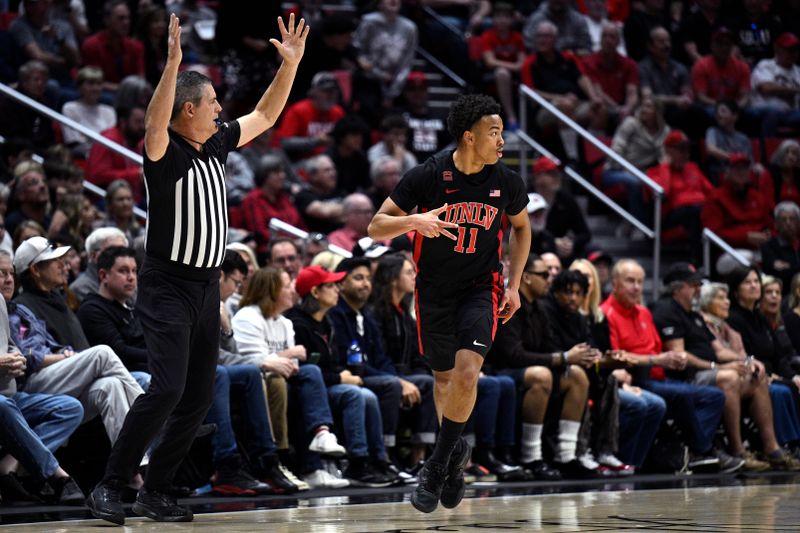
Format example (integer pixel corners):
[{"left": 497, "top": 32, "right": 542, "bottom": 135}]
[{"left": 3, "top": 474, "right": 799, "bottom": 532}]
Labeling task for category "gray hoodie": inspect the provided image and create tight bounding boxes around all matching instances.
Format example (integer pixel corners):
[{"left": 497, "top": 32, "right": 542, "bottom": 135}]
[{"left": 0, "top": 301, "right": 20, "bottom": 397}]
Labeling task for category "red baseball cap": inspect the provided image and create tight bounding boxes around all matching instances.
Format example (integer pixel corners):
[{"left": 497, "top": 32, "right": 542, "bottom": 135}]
[
  {"left": 295, "top": 266, "right": 347, "bottom": 297},
  {"left": 776, "top": 32, "right": 800, "bottom": 49},
  {"left": 664, "top": 130, "right": 689, "bottom": 147},
  {"left": 406, "top": 71, "right": 427, "bottom": 88},
  {"left": 728, "top": 152, "right": 750, "bottom": 166},
  {"left": 532, "top": 157, "right": 559, "bottom": 175}
]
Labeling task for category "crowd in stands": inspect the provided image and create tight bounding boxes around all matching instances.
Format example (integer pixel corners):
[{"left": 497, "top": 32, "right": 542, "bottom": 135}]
[{"left": 1, "top": 0, "right": 800, "bottom": 507}]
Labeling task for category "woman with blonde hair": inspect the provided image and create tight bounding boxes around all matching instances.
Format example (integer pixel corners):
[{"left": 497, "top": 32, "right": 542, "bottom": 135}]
[{"left": 231, "top": 267, "right": 349, "bottom": 489}]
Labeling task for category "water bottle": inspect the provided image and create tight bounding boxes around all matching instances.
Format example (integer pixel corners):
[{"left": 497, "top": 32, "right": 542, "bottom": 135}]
[{"left": 346, "top": 340, "right": 364, "bottom": 376}]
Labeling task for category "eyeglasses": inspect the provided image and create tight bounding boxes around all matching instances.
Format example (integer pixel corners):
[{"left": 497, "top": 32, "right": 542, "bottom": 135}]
[
  {"left": 526, "top": 270, "right": 549, "bottom": 279},
  {"left": 227, "top": 276, "right": 244, "bottom": 289}
]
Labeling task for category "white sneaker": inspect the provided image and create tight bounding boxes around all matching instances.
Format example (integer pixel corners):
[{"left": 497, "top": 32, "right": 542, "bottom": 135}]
[
  {"left": 578, "top": 452, "right": 600, "bottom": 470},
  {"left": 597, "top": 453, "right": 624, "bottom": 468},
  {"left": 302, "top": 468, "right": 350, "bottom": 489},
  {"left": 309, "top": 430, "right": 346, "bottom": 457},
  {"left": 279, "top": 464, "right": 310, "bottom": 491}
]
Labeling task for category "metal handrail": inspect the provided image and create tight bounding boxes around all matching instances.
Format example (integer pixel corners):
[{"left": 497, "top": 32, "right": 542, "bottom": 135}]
[
  {"left": 518, "top": 86, "right": 663, "bottom": 299},
  {"left": 415, "top": 47, "right": 467, "bottom": 88},
  {"left": 701, "top": 228, "right": 751, "bottom": 276},
  {"left": 0, "top": 82, "right": 147, "bottom": 220}
]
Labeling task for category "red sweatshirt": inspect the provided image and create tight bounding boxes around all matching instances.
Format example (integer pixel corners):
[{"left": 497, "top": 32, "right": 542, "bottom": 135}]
[
  {"left": 86, "top": 126, "right": 144, "bottom": 202},
  {"left": 701, "top": 180, "right": 773, "bottom": 249},
  {"left": 646, "top": 161, "right": 714, "bottom": 215}
]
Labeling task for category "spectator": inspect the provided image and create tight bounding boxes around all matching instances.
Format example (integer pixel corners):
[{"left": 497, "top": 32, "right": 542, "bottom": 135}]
[
  {"left": 0, "top": 61, "right": 55, "bottom": 152},
  {"left": 327, "top": 194, "right": 375, "bottom": 254},
  {"left": 0, "top": 274, "right": 85, "bottom": 505},
  {"left": 135, "top": 4, "right": 168, "bottom": 88},
  {"left": 12, "top": 220, "right": 46, "bottom": 252},
  {"left": 172, "top": 0, "right": 218, "bottom": 65},
  {"left": 4, "top": 240, "right": 144, "bottom": 449},
  {"left": 622, "top": 0, "right": 669, "bottom": 62},
  {"left": 47, "top": 192, "right": 95, "bottom": 253},
  {"left": 582, "top": 0, "right": 625, "bottom": 54},
  {"left": 600, "top": 259, "right": 727, "bottom": 471},
  {"left": 602, "top": 95, "right": 669, "bottom": 228},
  {"left": 275, "top": 72, "right": 346, "bottom": 162},
  {"left": 750, "top": 32, "right": 800, "bottom": 138},
  {"left": 532, "top": 157, "right": 591, "bottom": 263},
  {"left": 231, "top": 267, "right": 350, "bottom": 490},
  {"left": 367, "top": 115, "right": 418, "bottom": 177},
  {"left": 768, "top": 140, "right": 800, "bottom": 207},
  {"left": 9, "top": 0, "right": 80, "bottom": 85},
  {"left": 61, "top": 66, "right": 117, "bottom": 159},
  {"left": 581, "top": 22, "right": 639, "bottom": 132},
  {"left": 353, "top": 0, "right": 418, "bottom": 119},
  {"left": 704, "top": 101, "right": 754, "bottom": 182},
  {"left": 291, "top": 14, "right": 357, "bottom": 103},
  {"left": 701, "top": 153, "right": 773, "bottom": 251},
  {"left": 238, "top": 130, "right": 297, "bottom": 192},
  {"left": 286, "top": 265, "right": 396, "bottom": 487},
  {"left": 489, "top": 254, "right": 591, "bottom": 479},
  {"left": 241, "top": 155, "right": 305, "bottom": 258},
  {"left": 6, "top": 161, "right": 52, "bottom": 239},
  {"left": 295, "top": 154, "right": 344, "bottom": 234},
  {"left": 521, "top": 22, "right": 603, "bottom": 160},
  {"left": 267, "top": 238, "right": 303, "bottom": 281},
  {"left": 541, "top": 251, "right": 562, "bottom": 285},
  {"left": 400, "top": 72, "right": 452, "bottom": 163},
  {"left": 479, "top": 2, "right": 526, "bottom": 130},
  {"left": 95, "top": 180, "right": 142, "bottom": 244},
  {"left": 85, "top": 105, "right": 145, "bottom": 203},
  {"left": 523, "top": 0, "right": 592, "bottom": 56},
  {"left": 679, "top": 0, "right": 727, "bottom": 65},
  {"left": 782, "top": 273, "right": 800, "bottom": 366},
  {"left": 691, "top": 28, "right": 752, "bottom": 115},
  {"left": 729, "top": 0, "right": 784, "bottom": 66},
  {"left": 327, "top": 115, "right": 371, "bottom": 196},
  {"left": 419, "top": 0, "right": 486, "bottom": 81},
  {"left": 224, "top": 242, "right": 258, "bottom": 318},
  {"left": 81, "top": 0, "right": 144, "bottom": 92},
  {"left": 370, "top": 255, "right": 438, "bottom": 467},
  {"left": 112, "top": 75, "right": 152, "bottom": 112},
  {"left": 368, "top": 156, "right": 403, "bottom": 210},
  {"left": 647, "top": 130, "right": 714, "bottom": 259},
  {"left": 328, "top": 258, "right": 404, "bottom": 459},
  {"left": 762, "top": 202, "right": 800, "bottom": 293},
  {"left": 69, "top": 227, "right": 127, "bottom": 304},
  {"left": 638, "top": 26, "right": 696, "bottom": 132}
]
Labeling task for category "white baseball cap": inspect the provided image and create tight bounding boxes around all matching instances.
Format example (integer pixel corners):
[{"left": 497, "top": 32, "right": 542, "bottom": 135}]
[
  {"left": 527, "top": 193, "right": 548, "bottom": 214},
  {"left": 13, "top": 236, "right": 70, "bottom": 274}
]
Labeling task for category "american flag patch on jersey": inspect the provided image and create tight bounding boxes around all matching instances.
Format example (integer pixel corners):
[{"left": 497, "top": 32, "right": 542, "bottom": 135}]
[
  {"left": 490, "top": 189, "right": 501, "bottom": 197},
  {"left": 442, "top": 171, "right": 453, "bottom": 181}
]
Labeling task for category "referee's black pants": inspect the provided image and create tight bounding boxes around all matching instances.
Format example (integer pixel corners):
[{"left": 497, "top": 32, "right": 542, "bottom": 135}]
[{"left": 102, "top": 258, "right": 220, "bottom": 491}]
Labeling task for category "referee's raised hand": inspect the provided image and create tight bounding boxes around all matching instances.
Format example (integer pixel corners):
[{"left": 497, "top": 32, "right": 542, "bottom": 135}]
[
  {"left": 413, "top": 204, "right": 459, "bottom": 240},
  {"left": 270, "top": 13, "right": 310, "bottom": 67},
  {"left": 166, "top": 13, "right": 182, "bottom": 65}
]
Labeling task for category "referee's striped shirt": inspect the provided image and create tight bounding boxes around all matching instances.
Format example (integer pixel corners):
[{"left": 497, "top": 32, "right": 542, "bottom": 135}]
[{"left": 142, "top": 121, "right": 241, "bottom": 271}]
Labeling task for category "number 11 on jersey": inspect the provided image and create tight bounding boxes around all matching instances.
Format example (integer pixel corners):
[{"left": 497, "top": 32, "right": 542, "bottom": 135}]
[{"left": 453, "top": 226, "right": 479, "bottom": 254}]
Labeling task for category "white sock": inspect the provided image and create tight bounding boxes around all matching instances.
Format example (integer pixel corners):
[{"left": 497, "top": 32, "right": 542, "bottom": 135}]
[
  {"left": 558, "top": 420, "right": 581, "bottom": 463},
  {"left": 520, "top": 423, "right": 544, "bottom": 463},
  {"left": 559, "top": 128, "right": 579, "bottom": 160}
]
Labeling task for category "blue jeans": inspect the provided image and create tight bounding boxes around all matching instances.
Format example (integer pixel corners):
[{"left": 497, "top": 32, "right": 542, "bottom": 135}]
[
  {"left": 403, "top": 373, "right": 437, "bottom": 444},
  {"left": 328, "top": 384, "right": 385, "bottom": 459},
  {"left": 288, "top": 364, "right": 336, "bottom": 473},
  {"left": 0, "top": 392, "right": 83, "bottom": 479},
  {"left": 131, "top": 371, "right": 151, "bottom": 391},
  {"left": 601, "top": 169, "right": 647, "bottom": 223},
  {"left": 617, "top": 387, "right": 667, "bottom": 467},
  {"left": 770, "top": 383, "right": 800, "bottom": 445},
  {"left": 362, "top": 374, "right": 402, "bottom": 447},
  {"left": 472, "top": 375, "right": 517, "bottom": 449},
  {"left": 642, "top": 379, "right": 725, "bottom": 454},
  {"left": 206, "top": 364, "right": 277, "bottom": 464},
  {"left": 751, "top": 105, "right": 800, "bottom": 137}
]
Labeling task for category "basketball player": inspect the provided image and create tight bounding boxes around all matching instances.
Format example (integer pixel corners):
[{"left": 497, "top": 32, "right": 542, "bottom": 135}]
[
  {"left": 367, "top": 94, "right": 531, "bottom": 513},
  {"left": 86, "top": 14, "right": 309, "bottom": 524}
]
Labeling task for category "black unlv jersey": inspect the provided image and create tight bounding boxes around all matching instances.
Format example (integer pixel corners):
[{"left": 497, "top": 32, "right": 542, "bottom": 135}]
[
  {"left": 142, "top": 121, "right": 240, "bottom": 271},
  {"left": 390, "top": 150, "right": 527, "bottom": 291}
]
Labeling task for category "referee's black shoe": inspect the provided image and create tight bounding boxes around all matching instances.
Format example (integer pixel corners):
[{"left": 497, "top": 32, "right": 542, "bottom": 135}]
[
  {"left": 410, "top": 461, "right": 448, "bottom": 513},
  {"left": 440, "top": 437, "right": 471, "bottom": 509},
  {"left": 132, "top": 487, "right": 193, "bottom": 522},
  {"left": 86, "top": 482, "right": 125, "bottom": 525}
]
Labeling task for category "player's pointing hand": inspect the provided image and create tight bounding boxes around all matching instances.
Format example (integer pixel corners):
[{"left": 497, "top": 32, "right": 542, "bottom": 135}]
[{"left": 413, "top": 204, "right": 459, "bottom": 240}]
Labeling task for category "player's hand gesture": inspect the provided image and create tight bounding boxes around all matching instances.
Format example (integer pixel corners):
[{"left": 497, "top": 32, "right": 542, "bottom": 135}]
[
  {"left": 166, "top": 13, "right": 182, "bottom": 65},
  {"left": 270, "top": 13, "right": 310, "bottom": 67},
  {"left": 497, "top": 286, "right": 521, "bottom": 324},
  {"left": 413, "top": 204, "right": 459, "bottom": 240}
]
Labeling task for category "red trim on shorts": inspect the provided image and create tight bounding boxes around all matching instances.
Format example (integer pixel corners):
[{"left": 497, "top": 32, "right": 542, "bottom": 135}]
[
  {"left": 414, "top": 287, "right": 425, "bottom": 355},
  {"left": 412, "top": 209, "right": 427, "bottom": 265},
  {"left": 491, "top": 271, "right": 501, "bottom": 340}
]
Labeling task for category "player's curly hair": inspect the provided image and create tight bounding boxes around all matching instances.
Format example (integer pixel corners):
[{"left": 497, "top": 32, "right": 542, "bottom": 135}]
[{"left": 446, "top": 94, "right": 502, "bottom": 143}]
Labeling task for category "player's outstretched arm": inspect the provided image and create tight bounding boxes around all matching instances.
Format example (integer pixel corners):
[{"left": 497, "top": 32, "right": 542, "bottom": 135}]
[
  {"left": 144, "top": 13, "right": 182, "bottom": 162},
  {"left": 237, "top": 14, "right": 310, "bottom": 147},
  {"left": 368, "top": 198, "right": 458, "bottom": 241},
  {"left": 497, "top": 209, "right": 531, "bottom": 324}
]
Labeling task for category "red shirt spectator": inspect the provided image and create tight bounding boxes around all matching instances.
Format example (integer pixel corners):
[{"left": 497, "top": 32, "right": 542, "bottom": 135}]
[
  {"left": 691, "top": 28, "right": 751, "bottom": 106},
  {"left": 86, "top": 107, "right": 145, "bottom": 202},
  {"left": 581, "top": 48, "right": 638, "bottom": 105},
  {"left": 647, "top": 160, "right": 714, "bottom": 215},
  {"left": 479, "top": 27, "right": 525, "bottom": 64},
  {"left": 701, "top": 158, "right": 773, "bottom": 249},
  {"left": 601, "top": 293, "right": 666, "bottom": 380},
  {"left": 241, "top": 189, "right": 305, "bottom": 255},
  {"left": 81, "top": 1, "right": 144, "bottom": 87}
]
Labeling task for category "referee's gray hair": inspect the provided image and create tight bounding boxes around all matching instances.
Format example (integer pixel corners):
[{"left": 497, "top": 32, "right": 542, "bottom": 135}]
[
  {"left": 698, "top": 282, "right": 728, "bottom": 312},
  {"left": 171, "top": 70, "right": 213, "bottom": 121},
  {"left": 774, "top": 201, "right": 800, "bottom": 220},
  {"left": 86, "top": 227, "right": 128, "bottom": 255}
]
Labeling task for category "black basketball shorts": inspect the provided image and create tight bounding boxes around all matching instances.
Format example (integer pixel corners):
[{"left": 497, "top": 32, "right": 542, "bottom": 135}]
[{"left": 415, "top": 280, "right": 503, "bottom": 372}]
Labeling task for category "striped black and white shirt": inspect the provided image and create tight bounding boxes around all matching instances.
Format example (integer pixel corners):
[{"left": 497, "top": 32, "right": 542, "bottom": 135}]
[{"left": 142, "top": 121, "right": 240, "bottom": 271}]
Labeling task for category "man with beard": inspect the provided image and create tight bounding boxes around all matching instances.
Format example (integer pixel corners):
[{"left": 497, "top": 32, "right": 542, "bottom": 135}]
[{"left": 86, "top": 105, "right": 147, "bottom": 203}]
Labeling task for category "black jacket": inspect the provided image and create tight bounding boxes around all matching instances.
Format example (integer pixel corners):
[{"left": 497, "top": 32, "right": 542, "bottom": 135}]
[
  {"left": 488, "top": 295, "right": 557, "bottom": 370},
  {"left": 543, "top": 189, "right": 592, "bottom": 260},
  {"left": 760, "top": 236, "right": 800, "bottom": 294},
  {"left": 15, "top": 284, "right": 89, "bottom": 351},
  {"left": 728, "top": 304, "right": 795, "bottom": 379},
  {"left": 540, "top": 293, "right": 594, "bottom": 351},
  {"left": 371, "top": 303, "right": 431, "bottom": 376},
  {"left": 285, "top": 306, "right": 344, "bottom": 386},
  {"left": 77, "top": 292, "right": 149, "bottom": 372}
]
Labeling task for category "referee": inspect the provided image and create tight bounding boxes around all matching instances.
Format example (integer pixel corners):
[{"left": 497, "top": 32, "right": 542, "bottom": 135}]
[{"left": 87, "top": 13, "right": 309, "bottom": 525}]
